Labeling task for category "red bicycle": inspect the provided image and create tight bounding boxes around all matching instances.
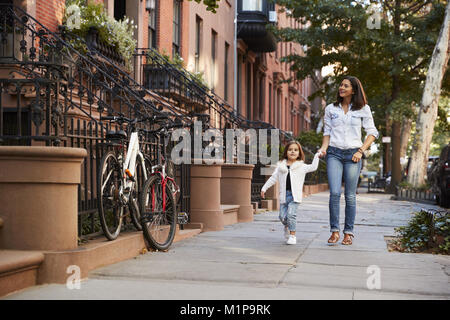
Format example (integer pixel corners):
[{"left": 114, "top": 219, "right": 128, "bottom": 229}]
[{"left": 139, "top": 119, "right": 186, "bottom": 251}]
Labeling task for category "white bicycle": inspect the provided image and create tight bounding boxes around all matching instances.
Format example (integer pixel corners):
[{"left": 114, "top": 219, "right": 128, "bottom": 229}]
[{"left": 97, "top": 114, "right": 160, "bottom": 240}]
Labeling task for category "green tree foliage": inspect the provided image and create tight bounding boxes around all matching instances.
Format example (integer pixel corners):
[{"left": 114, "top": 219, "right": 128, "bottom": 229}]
[
  {"left": 296, "top": 130, "right": 323, "bottom": 152},
  {"left": 430, "top": 96, "right": 450, "bottom": 155},
  {"left": 273, "top": 0, "right": 447, "bottom": 119},
  {"left": 189, "top": 0, "right": 221, "bottom": 13},
  {"left": 272, "top": 0, "right": 448, "bottom": 186}
]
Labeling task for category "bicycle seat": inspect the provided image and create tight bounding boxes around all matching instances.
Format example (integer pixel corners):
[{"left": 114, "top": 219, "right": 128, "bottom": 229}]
[{"left": 106, "top": 130, "right": 127, "bottom": 140}]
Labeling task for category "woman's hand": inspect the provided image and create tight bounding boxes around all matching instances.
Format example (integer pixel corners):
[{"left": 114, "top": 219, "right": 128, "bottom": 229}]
[
  {"left": 352, "top": 150, "right": 363, "bottom": 163},
  {"left": 318, "top": 148, "right": 327, "bottom": 158},
  {"left": 260, "top": 191, "right": 265, "bottom": 199}
]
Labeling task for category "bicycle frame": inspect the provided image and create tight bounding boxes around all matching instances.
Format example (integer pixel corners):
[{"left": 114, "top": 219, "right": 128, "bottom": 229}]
[
  {"left": 150, "top": 163, "right": 177, "bottom": 211},
  {"left": 116, "top": 131, "right": 148, "bottom": 204}
]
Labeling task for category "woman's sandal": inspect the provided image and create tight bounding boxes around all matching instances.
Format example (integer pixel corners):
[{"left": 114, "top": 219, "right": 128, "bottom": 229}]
[
  {"left": 327, "top": 232, "right": 340, "bottom": 244},
  {"left": 342, "top": 234, "right": 354, "bottom": 245}
]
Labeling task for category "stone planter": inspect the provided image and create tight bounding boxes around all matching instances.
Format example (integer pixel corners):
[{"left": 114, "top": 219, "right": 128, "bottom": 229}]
[
  {"left": 189, "top": 163, "right": 224, "bottom": 231},
  {"left": 221, "top": 163, "right": 254, "bottom": 222},
  {"left": 0, "top": 146, "right": 86, "bottom": 251}
]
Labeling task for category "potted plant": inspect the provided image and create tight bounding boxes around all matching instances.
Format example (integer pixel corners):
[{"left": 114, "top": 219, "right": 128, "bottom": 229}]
[{"left": 62, "top": 0, "right": 137, "bottom": 70}]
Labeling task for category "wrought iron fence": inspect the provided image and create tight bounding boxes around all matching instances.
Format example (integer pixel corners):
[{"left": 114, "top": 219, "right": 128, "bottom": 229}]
[
  {"left": 394, "top": 187, "right": 436, "bottom": 205},
  {"left": 0, "top": 4, "right": 189, "bottom": 240},
  {"left": 1, "top": 4, "right": 332, "bottom": 238}
]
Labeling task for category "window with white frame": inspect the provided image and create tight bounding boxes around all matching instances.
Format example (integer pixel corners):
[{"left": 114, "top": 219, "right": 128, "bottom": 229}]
[{"left": 242, "top": 0, "right": 263, "bottom": 11}]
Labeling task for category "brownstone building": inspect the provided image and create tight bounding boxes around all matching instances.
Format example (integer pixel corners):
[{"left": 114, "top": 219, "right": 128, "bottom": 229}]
[
  {"left": 0, "top": 0, "right": 327, "bottom": 295},
  {"left": 142, "top": 0, "right": 322, "bottom": 136}
]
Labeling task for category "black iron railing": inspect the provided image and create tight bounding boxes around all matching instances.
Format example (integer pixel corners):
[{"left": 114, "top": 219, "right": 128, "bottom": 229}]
[
  {"left": 0, "top": 4, "right": 190, "bottom": 240},
  {"left": 1, "top": 4, "right": 330, "bottom": 239},
  {"left": 133, "top": 48, "right": 240, "bottom": 132}
]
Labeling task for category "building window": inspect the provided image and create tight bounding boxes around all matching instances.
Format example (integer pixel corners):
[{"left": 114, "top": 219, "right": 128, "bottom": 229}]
[
  {"left": 114, "top": 0, "right": 126, "bottom": 21},
  {"left": 268, "top": 82, "right": 272, "bottom": 123},
  {"left": 195, "top": 15, "right": 202, "bottom": 73},
  {"left": 148, "top": 0, "right": 158, "bottom": 49},
  {"left": 172, "top": 0, "right": 181, "bottom": 56},
  {"left": 291, "top": 101, "right": 294, "bottom": 132},
  {"left": 237, "top": 54, "right": 242, "bottom": 115},
  {"left": 277, "top": 90, "right": 282, "bottom": 128},
  {"left": 258, "top": 76, "right": 265, "bottom": 120},
  {"left": 242, "top": 0, "right": 263, "bottom": 11},
  {"left": 247, "top": 63, "right": 252, "bottom": 119},
  {"left": 211, "top": 29, "right": 217, "bottom": 92},
  {"left": 224, "top": 42, "right": 229, "bottom": 101}
]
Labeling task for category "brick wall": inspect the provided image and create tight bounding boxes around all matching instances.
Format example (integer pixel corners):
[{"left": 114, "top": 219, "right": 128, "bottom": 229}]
[
  {"left": 36, "top": 0, "right": 65, "bottom": 32},
  {"left": 158, "top": 0, "right": 173, "bottom": 56}
]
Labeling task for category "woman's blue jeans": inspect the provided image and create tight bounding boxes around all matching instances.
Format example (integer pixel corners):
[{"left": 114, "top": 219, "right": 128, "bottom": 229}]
[
  {"left": 326, "top": 146, "right": 362, "bottom": 236},
  {"left": 279, "top": 190, "right": 299, "bottom": 232}
]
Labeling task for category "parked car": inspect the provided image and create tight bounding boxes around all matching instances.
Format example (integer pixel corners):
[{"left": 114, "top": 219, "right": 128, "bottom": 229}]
[
  {"left": 404, "top": 156, "right": 439, "bottom": 179},
  {"left": 429, "top": 143, "right": 450, "bottom": 208}
]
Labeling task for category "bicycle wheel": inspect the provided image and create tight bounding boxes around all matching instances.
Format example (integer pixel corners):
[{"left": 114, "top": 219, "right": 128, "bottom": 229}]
[
  {"left": 129, "top": 155, "right": 149, "bottom": 231},
  {"left": 140, "top": 174, "right": 177, "bottom": 251},
  {"left": 98, "top": 150, "right": 124, "bottom": 240}
]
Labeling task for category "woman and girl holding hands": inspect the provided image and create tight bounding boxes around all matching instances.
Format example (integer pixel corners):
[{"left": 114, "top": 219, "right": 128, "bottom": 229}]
[{"left": 261, "top": 76, "right": 379, "bottom": 246}]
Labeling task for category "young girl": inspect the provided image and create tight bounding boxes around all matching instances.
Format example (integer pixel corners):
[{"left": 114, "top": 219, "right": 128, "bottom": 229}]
[{"left": 261, "top": 141, "right": 320, "bottom": 245}]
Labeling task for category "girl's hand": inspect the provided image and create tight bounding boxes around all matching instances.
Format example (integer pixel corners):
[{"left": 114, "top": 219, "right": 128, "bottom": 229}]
[
  {"left": 318, "top": 148, "right": 327, "bottom": 158},
  {"left": 352, "top": 150, "right": 363, "bottom": 163},
  {"left": 261, "top": 191, "right": 265, "bottom": 199}
]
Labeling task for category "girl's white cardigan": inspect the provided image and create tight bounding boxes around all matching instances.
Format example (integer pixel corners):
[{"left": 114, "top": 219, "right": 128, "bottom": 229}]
[{"left": 261, "top": 153, "right": 320, "bottom": 204}]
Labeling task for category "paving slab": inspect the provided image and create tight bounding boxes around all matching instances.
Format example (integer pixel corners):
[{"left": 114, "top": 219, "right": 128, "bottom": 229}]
[{"left": 283, "top": 261, "right": 449, "bottom": 296}]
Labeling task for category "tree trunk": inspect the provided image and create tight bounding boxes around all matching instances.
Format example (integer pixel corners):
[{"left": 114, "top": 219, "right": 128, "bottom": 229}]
[
  {"left": 400, "top": 116, "right": 412, "bottom": 160},
  {"left": 399, "top": 116, "right": 413, "bottom": 173},
  {"left": 384, "top": 115, "right": 392, "bottom": 177},
  {"left": 388, "top": 0, "right": 402, "bottom": 190},
  {"left": 389, "top": 120, "right": 402, "bottom": 192},
  {"left": 407, "top": 2, "right": 450, "bottom": 187}
]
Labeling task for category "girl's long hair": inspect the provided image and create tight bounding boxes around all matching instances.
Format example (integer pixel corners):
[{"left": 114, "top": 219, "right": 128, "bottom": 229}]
[
  {"left": 334, "top": 76, "right": 367, "bottom": 110},
  {"left": 282, "top": 140, "right": 305, "bottom": 161}
]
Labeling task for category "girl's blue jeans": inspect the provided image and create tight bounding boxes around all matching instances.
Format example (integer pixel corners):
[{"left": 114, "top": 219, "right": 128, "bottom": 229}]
[
  {"left": 326, "top": 146, "right": 362, "bottom": 236},
  {"left": 279, "top": 190, "right": 299, "bottom": 232}
]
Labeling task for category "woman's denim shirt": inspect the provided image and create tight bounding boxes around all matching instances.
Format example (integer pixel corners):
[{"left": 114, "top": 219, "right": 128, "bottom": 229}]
[{"left": 323, "top": 103, "right": 379, "bottom": 150}]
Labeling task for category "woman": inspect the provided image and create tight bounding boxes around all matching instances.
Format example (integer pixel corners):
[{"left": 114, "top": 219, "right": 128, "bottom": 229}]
[{"left": 318, "top": 76, "right": 378, "bottom": 245}]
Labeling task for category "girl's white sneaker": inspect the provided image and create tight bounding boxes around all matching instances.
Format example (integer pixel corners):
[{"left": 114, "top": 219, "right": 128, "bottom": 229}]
[
  {"left": 284, "top": 226, "right": 290, "bottom": 240},
  {"left": 286, "top": 235, "right": 296, "bottom": 245}
]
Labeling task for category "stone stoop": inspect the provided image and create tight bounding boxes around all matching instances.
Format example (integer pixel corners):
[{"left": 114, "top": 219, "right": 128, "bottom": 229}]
[
  {"left": 174, "top": 224, "right": 203, "bottom": 242},
  {"left": 0, "top": 250, "right": 45, "bottom": 297},
  {"left": 0, "top": 224, "right": 202, "bottom": 295},
  {"left": 220, "top": 205, "right": 240, "bottom": 226},
  {"left": 251, "top": 202, "right": 259, "bottom": 213}
]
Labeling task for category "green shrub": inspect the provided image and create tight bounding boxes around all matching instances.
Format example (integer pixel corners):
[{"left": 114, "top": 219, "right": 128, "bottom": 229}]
[
  {"left": 63, "top": 0, "right": 137, "bottom": 69},
  {"left": 157, "top": 50, "right": 209, "bottom": 89},
  {"left": 394, "top": 209, "right": 449, "bottom": 254},
  {"left": 296, "top": 130, "right": 323, "bottom": 153}
]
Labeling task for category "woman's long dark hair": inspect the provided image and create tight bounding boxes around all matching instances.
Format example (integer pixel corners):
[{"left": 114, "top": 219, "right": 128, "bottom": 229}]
[{"left": 334, "top": 76, "right": 367, "bottom": 110}]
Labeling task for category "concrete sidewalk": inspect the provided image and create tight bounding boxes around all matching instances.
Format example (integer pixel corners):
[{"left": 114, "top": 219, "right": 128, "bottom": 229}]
[{"left": 4, "top": 190, "right": 450, "bottom": 300}]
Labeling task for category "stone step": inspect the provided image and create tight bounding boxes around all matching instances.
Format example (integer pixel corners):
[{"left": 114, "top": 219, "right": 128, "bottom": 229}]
[
  {"left": 1, "top": 225, "right": 202, "bottom": 291},
  {"left": 173, "top": 227, "right": 202, "bottom": 243},
  {"left": 255, "top": 208, "right": 269, "bottom": 214},
  {"left": 0, "top": 250, "right": 45, "bottom": 297},
  {"left": 220, "top": 204, "right": 240, "bottom": 226}
]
